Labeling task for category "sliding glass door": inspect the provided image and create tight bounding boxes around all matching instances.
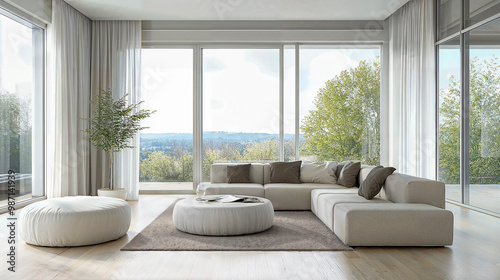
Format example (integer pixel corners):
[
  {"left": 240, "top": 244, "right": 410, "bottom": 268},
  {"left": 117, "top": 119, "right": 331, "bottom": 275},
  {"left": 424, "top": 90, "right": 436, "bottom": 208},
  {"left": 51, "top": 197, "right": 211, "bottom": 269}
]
[
  {"left": 467, "top": 18, "right": 500, "bottom": 213},
  {"left": 437, "top": 0, "right": 500, "bottom": 214}
]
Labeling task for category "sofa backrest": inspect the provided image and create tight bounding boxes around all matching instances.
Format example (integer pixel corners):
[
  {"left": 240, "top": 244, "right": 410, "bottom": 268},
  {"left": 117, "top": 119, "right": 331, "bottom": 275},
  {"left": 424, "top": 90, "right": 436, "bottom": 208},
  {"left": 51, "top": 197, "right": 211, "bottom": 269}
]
[
  {"left": 381, "top": 173, "right": 446, "bottom": 209},
  {"left": 358, "top": 165, "right": 374, "bottom": 185},
  {"left": 358, "top": 165, "right": 445, "bottom": 208},
  {"left": 211, "top": 163, "right": 265, "bottom": 184}
]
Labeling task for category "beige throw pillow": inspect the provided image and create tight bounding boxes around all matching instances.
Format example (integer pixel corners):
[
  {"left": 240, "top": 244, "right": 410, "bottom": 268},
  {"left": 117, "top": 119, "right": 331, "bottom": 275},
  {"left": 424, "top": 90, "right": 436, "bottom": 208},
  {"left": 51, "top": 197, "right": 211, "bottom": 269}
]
[
  {"left": 300, "top": 161, "right": 338, "bottom": 184},
  {"left": 358, "top": 166, "right": 396, "bottom": 199},
  {"left": 337, "top": 161, "right": 361, "bottom": 187},
  {"left": 226, "top": 164, "right": 251, "bottom": 183},
  {"left": 269, "top": 161, "right": 302, "bottom": 183}
]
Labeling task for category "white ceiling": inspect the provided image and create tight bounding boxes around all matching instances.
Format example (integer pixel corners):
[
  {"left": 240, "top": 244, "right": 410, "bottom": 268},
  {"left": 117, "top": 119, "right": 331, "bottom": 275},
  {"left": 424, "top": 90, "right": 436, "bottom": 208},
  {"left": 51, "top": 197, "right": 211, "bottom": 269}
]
[{"left": 65, "top": 0, "right": 411, "bottom": 21}]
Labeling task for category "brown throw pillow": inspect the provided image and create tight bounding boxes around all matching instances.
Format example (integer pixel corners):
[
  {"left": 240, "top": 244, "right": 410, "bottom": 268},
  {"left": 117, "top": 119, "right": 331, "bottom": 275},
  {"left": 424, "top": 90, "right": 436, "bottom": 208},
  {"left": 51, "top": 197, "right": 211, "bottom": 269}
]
[
  {"left": 337, "top": 161, "right": 361, "bottom": 187},
  {"left": 227, "top": 164, "right": 251, "bottom": 183},
  {"left": 269, "top": 161, "right": 302, "bottom": 183},
  {"left": 358, "top": 166, "right": 396, "bottom": 199}
]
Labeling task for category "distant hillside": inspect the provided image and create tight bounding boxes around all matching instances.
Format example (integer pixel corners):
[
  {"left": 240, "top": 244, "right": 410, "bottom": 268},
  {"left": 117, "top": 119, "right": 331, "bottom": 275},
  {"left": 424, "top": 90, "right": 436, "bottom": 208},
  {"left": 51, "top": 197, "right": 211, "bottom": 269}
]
[{"left": 141, "top": 132, "right": 302, "bottom": 142}]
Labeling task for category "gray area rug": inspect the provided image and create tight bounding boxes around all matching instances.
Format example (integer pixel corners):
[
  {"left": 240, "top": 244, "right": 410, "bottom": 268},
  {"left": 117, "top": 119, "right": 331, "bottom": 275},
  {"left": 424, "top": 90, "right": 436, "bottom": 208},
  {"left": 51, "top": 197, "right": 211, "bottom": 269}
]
[{"left": 121, "top": 198, "right": 352, "bottom": 251}]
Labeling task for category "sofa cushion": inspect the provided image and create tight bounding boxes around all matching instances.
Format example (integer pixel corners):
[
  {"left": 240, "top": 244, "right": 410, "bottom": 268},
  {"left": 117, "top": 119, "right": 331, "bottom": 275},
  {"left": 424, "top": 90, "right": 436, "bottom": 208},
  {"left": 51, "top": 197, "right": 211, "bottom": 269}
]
[
  {"left": 337, "top": 161, "right": 361, "bottom": 187},
  {"left": 269, "top": 161, "right": 301, "bottom": 183},
  {"left": 204, "top": 183, "right": 265, "bottom": 197},
  {"left": 334, "top": 203, "right": 454, "bottom": 246},
  {"left": 358, "top": 166, "right": 396, "bottom": 199},
  {"left": 311, "top": 188, "right": 359, "bottom": 214},
  {"left": 227, "top": 164, "right": 251, "bottom": 183},
  {"left": 211, "top": 163, "right": 264, "bottom": 184},
  {"left": 264, "top": 183, "right": 345, "bottom": 210},
  {"left": 315, "top": 194, "right": 391, "bottom": 230},
  {"left": 300, "top": 161, "right": 338, "bottom": 184}
]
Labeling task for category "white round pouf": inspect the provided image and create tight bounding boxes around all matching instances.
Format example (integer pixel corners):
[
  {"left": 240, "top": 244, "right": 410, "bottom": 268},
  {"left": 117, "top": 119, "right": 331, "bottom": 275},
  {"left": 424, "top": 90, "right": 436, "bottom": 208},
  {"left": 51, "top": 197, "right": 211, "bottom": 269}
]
[
  {"left": 19, "top": 196, "right": 131, "bottom": 247},
  {"left": 173, "top": 197, "right": 274, "bottom": 236}
]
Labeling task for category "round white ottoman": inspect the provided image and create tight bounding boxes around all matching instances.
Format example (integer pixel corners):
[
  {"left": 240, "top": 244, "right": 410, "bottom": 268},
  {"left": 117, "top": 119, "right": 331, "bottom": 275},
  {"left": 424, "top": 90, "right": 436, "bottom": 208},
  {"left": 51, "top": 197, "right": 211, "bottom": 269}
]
[
  {"left": 19, "top": 196, "right": 131, "bottom": 247},
  {"left": 173, "top": 196, "right": 274, "bottom": 236}
]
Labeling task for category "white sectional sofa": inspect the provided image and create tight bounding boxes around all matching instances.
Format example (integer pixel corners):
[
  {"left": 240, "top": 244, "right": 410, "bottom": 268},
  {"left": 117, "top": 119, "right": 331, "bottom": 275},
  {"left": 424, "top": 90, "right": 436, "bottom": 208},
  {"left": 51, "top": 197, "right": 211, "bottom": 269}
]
[{"left": 201, "top": 163, "right": 454, "bottom": 246}]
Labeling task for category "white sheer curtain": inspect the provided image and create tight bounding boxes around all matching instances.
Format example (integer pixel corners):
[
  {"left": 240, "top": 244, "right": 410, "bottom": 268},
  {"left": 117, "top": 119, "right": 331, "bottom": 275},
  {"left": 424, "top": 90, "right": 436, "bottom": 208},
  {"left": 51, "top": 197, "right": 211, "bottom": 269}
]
[
  {"left": 91, "top": 21, "right": 142, "bottom": 200},
  {"left": 46, "top": 0, "right": 92, "bottom": 198},
  {"left": 384, "top": 0, "right": 436, "bottom": 179}
]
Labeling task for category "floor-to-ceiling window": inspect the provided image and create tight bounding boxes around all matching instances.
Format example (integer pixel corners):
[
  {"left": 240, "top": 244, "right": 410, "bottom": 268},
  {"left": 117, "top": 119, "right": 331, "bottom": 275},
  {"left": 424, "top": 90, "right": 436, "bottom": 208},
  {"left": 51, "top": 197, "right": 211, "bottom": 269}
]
[
  {"left": 202, "top": 48, "right": 280, "bottom": 181},
  {"left": 299, "top": 46, "right": 381, "bottom": 165},
  {"left": 140, "top": 48, "right": 194, "bottom": 192},
  {"left": 437, "top": 0, "right": 500, "bottom": 214},
  {"left": 467, "top": 17, "right": 500, "bottom": 212},
  {"left": 438, "top": 37, "right": 461, "bottom": 202},
  {"left": 0, "top": 9, "right": 45, "bottom": 207},
  {"left": 139, "top": 44, "right": 382, "bottom": 190}
]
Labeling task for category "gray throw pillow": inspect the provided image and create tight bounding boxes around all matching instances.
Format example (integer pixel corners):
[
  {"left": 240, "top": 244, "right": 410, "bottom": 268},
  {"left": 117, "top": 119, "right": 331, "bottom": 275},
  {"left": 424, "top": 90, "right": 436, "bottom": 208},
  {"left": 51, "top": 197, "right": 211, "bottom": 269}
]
[
  {"left": 300, "top": 161, "right": 338, "bottom": 184},
  {"left": 269, "top": 161, "right": 302, "bottom": 183},
  {"left": 227, "top": 164, "right": 251, "bottom": 183},
  {"left": 358, "top": 166, "right": 396, "bottom": 199},
  {"left": 337, "top": 161, "right": 361, "bottom": 187}
]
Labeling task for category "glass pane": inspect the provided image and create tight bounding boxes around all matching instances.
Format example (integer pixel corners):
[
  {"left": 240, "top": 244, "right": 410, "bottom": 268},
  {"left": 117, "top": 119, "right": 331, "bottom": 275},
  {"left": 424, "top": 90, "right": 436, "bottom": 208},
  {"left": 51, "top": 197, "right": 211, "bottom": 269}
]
[
  {"left": 139, "top": 49, "right": 194, "bottom": 191},
  {"left": 468, "top": 18, "right": 500, "bottom": 213},
  {"left": 0, "top": 13, "right": 44, "bottom": 206},
  {"left": 284, "top": 45, "right": 296, "bottom": 161},
  {"left": 298, "top": 46, "right": 380, "bottom": 164},
  {"left": 438, "top": 37, "right": 461, "bottom": 202},
  {"left": 466, "top": 0, "right": 500, "bottom": 28},
  {"left": 202, "top": 49, "right": 279, "bottom": 181},
  {"left": 438, "top": 0, "right": 462, "bottom": 40}
]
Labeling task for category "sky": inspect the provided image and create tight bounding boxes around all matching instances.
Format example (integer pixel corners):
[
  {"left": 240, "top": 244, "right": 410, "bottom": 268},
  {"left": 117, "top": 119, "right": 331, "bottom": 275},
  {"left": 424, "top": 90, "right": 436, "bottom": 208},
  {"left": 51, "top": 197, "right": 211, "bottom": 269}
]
[
  {"left": 141, "top": 46, "right": 380, "bottom": 134},
  {"left": 0, "top": 15, "right": 33, "bottom": 98}
]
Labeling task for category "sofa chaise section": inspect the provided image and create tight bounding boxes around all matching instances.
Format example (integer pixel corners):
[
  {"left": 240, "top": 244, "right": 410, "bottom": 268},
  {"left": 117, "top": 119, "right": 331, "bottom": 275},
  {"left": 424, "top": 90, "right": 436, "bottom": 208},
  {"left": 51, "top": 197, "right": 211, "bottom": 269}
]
[
  {"left": 312, "top": 166, "right": 453, "bottom": 246},
  {"left": 334, "top": 203, "right": 454, "bottom": 246}
]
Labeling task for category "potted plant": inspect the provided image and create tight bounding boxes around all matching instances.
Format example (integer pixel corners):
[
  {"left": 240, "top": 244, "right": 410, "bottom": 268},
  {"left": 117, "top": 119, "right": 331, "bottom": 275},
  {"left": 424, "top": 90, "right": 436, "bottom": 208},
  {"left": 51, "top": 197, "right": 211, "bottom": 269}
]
[{"left": 83, "top": 89, "right": 155, "bottom": 200}]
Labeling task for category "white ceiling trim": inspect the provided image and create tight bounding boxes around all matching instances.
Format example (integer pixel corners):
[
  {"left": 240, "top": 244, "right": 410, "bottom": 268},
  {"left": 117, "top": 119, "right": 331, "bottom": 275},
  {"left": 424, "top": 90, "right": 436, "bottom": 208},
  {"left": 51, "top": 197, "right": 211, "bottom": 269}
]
[{"left": 65, "top": 0, "right": 410, "bottom": 21}]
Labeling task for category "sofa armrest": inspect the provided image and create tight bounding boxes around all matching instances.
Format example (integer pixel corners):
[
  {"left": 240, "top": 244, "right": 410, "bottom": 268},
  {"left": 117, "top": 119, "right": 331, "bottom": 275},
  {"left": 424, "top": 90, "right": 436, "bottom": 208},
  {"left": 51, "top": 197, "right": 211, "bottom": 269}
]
[{"left": 381, "top": 173, "right": 445, "bottom": 209}]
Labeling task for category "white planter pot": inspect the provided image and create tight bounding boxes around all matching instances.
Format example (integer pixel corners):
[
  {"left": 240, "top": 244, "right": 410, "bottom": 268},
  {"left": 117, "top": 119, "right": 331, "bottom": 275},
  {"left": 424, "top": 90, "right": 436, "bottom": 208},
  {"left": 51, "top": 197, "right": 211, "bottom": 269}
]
[{"left": 97, "top": 188, "right": 127, "bottom": 200}]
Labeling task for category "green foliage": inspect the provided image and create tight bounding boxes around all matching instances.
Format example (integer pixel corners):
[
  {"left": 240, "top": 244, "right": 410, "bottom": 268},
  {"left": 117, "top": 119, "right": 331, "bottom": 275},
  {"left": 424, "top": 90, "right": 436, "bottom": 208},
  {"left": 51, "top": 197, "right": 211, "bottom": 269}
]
[
  {"left": 83, "top": 89, "right": 155, "bottom": 189},
  {"left": 439, "top": 56, "right": 500, "bottom": 184},
  {"left": 83, "top": 90, "right": 156, "bottom": 154},
  {"left": 242, "top": 138, "right": 279, "bottom": 161},
  {"left": 300, "top": 59, "right": 380, "bottom": 165},
  {"left": 0, "top": 91, "right": 32, "bottom": 173},
  {"left": 140, "top": 138, "right": 294, "bottom": 182},
  {"left": 140, "top": 151, "right": 193, "bottom": 182}
]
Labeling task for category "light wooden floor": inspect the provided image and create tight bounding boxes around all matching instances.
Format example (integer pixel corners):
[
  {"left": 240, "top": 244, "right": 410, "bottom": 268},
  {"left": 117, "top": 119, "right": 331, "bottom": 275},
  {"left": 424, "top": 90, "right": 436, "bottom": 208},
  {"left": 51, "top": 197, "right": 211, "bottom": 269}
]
[{"left": 1, "top": 195, "right": 499, "bottom": 280}]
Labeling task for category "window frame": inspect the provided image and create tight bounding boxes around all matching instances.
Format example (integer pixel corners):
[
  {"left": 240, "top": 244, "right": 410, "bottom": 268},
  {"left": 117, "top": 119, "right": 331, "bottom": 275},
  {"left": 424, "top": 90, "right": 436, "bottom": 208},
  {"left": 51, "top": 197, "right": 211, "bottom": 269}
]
[
  {"left": 140, "top": 43, "right": 384, "bottom": 193},
  {"left": 436, "top": 0, "right": 500, "bottom": 216},
  {"left": 0, "top": 6, "right": 46, "bottom": 213}
]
